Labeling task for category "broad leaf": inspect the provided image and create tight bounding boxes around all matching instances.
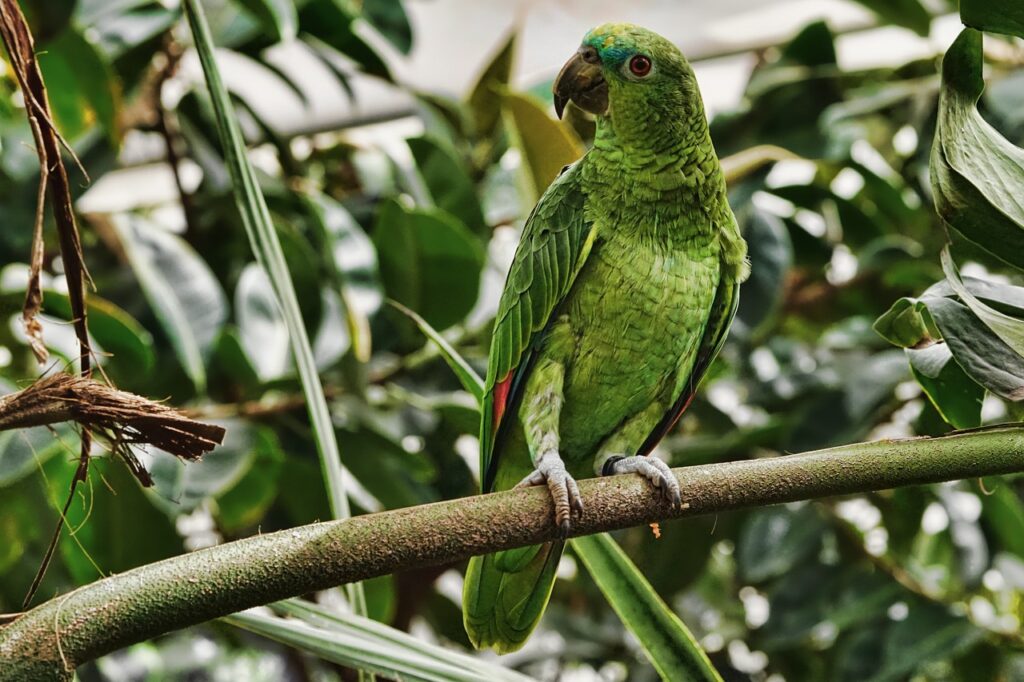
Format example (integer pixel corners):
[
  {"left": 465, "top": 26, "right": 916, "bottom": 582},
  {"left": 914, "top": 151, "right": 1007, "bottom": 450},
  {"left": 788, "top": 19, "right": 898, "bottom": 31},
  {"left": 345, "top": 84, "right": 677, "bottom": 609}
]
[
  {"left": 941, "top": 246, "right": 1024, "bottom": 358},
  {"left": 362, "top": 0, "right": 412, "bottom": 54},
  {"left": 234, "top": 0, "right": 298, "bottom": 42},
  {"left": 907, "top": 343, "right": 984, "bottom": 429},
  {"left": 850, "top": 0, "right": 931, "bottom": 36},
  {"left": 115, "top": 217, "right": 227, "bottom": 393},
  {"left": 373, "top": 200, "right": 484, "bottom": 331},
  {"left": 931, "top": 29, "right": 1024, "bottom": 271},
  {"left": 960, "top": 0, "right": 1024, "bottom": 38},
  {"left": 501, "top": 91, "right": 585, "bottom": 201},
  {"left": 467, "top": 31, "right": 515, "bottom": 139},
  {"left": 235, "top": 262, "right": 291, "bottom": 382},
  {"left": 407, "top": 136, "right": 487, "bottom": 237}
]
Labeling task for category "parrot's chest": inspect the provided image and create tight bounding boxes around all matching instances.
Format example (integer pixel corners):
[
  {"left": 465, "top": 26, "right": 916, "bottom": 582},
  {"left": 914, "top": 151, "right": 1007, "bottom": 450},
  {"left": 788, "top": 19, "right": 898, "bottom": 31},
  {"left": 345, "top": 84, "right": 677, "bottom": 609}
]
[{"left": 559, "top": 231, "right": 719, "bottom": 458}]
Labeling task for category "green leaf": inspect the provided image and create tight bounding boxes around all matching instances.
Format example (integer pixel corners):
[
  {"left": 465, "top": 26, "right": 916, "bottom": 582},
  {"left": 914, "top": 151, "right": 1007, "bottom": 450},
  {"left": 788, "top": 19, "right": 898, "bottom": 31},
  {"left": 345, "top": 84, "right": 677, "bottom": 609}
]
[
  {"left": 0, "top": 416, "right": 77, "bottom": 488},
  {"left": 362, "top": 0, "right": 412, "bottom": 54},
  {"left": 373, "top": 200, "right": 484, "bottom": 331},
  {"left": 849, "top": 0, "right": 931, "bottom": 36},
  {"left": 734, "top": 208, "right": 793, "bottom": 338},
  {"left": 40, "top": 292, "right": 155, "bottom": 378},
  {"left": 37, "top": 27, "right": 121, "bottom": 143},
  {"left": 115, "top": 216, "right": 228, "bottom": 393},
  {"left": 979, "top": 481, "right": 1024, "bottom": 560},
  {"left": 226, "top": 600, "right": 533, "bottom": 681},
  {"left": 572, "top": 533, "right": 722, "bottom": 682},
  {"left": 407, "top": 136, "right": 487, "bottom": 237},
  {"left": 467, "top": 31, "right": 515, "bottom": 139},
  {"left": 501, "top": 91, "right": 585, "bottom": 201},
  {"left": 185, "top": 0, "right": 367, "bottom": 615},
  {"left": 737, "top": 505, "right": 825, "bottom": 583},
  {"left": 389, "top": 300, "right": 484, "bottom": 401},
  {"left": 149, "top": 419, "right": 262, "bottom": 514},
  {"left": 298, "top": 0, "right": 392, "bottom": 80},
  {"left": 941, "top": 246, "right": 1024, "bottom": 358},
  {"left": 233, "top": 0, "right": 298, "bottom": 42},
  {"left": 214, "top": 427, "right": 285, "bottom": 532},
  {"left": 926, "top": 297, "right": 1024, "bottom": 401},
  {"left": 931, "top": 29, "right": 1024, "bottom": 271},
  {"left": 302, "top": 190, "right": 381, "bottom": 363},
  {"left": 907, "top": 343, "right": 984, "bottom": 429},
  {"left": 960, "top": 0, "right": 1024, "bottom": 38},
  {"left": 48, "top": 456, "right": 181, "bottom": 584},
  {"left": 873, "top": 298, "right": 936, "bottom": 348},
  {"left": 235, "top": 262, "right": 291, "bottom": 382}
]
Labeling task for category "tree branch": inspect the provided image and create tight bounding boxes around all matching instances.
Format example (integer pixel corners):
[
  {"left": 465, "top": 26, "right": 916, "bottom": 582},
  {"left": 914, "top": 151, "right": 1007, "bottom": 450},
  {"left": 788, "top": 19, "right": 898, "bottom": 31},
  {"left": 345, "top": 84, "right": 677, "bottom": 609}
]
[{"left": 2, "top": 427, "right": 1024, "bottom": 680}]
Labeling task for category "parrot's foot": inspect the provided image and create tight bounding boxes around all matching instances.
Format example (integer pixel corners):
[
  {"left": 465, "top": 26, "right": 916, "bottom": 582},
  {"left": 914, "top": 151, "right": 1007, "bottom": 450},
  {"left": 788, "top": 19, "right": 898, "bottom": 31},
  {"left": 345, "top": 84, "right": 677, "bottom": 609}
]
[
  {"left": 603, "top": 456, "right": 682, "bottom": 508},
  {"left": 515, "top": 451, "right": 583, "bottom": 537}
]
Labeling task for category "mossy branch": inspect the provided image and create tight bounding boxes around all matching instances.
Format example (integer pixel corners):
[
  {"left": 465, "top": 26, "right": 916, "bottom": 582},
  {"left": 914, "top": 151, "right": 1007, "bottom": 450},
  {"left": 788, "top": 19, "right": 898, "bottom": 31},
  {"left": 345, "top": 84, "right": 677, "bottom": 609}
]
[{"left": 2, "top": 427, "right": 1024, "bottom": 680}]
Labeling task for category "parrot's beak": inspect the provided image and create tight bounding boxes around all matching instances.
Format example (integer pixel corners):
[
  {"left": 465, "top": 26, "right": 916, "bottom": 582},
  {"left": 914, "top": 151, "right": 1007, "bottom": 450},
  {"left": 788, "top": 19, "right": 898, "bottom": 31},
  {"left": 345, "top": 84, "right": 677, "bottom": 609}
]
[{"left": 552, "top": 46, "right": 607, "bottom": 119}]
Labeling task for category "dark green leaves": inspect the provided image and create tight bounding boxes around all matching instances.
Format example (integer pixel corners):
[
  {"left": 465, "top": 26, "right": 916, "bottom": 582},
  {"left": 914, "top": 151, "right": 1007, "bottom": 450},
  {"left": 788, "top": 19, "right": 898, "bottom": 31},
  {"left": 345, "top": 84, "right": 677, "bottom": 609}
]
[
  {"left": 373, "top": 200, "right": 484, "bottom": 331},
  {"left": 931, "top": 29, "right": 1024, "bottom": 271},
  {"left": 960, "top": 0, "right": 1024, "bottom": 38},
  {"left": 849, "top": 0, "right": 931, "bottom": 36},
  {"left": 407, "top": 136, "right": 487, "bottom": 236},
  {"left": 501, "top": 91, "right": 584, "bottom": 201},
  {"left": 234, "top": 0, "right": 298, "bottom": 42}
]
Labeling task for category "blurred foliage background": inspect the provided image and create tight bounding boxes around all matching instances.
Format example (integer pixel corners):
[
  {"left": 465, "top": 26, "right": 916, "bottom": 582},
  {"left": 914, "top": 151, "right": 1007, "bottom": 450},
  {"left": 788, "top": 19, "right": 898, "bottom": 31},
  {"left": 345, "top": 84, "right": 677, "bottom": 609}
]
[{"left": 2, "top": 0, "right": 1024, "bottom": 680}]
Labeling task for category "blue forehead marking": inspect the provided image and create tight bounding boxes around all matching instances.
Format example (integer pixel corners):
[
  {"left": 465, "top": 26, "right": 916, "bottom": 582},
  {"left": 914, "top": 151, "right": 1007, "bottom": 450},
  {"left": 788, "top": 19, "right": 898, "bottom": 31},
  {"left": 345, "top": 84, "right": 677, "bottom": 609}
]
[{"left": 583, "top": 32, "right": 635, "bottom": 65}]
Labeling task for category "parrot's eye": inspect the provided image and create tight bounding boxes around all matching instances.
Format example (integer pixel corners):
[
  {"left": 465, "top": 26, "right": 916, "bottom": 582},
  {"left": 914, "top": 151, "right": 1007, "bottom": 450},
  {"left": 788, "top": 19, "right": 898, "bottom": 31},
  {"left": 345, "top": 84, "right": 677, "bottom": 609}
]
[{"left": 628, "top": 54, "right": 652, "bottom": 77}]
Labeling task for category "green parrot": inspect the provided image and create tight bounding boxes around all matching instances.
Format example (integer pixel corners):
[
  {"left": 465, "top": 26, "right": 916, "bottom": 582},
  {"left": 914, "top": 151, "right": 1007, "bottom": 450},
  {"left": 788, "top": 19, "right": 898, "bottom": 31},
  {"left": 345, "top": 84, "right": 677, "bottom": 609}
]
[{"left": 463, "top": 23, "right": 749, "bottom": 653}]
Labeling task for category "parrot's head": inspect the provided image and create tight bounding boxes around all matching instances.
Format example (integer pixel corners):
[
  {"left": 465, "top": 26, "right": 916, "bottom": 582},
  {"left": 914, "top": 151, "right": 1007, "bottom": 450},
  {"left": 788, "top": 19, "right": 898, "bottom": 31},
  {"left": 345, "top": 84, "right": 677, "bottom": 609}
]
[{"left": 553, "top": 24, "right": 701, "bottom": 144}]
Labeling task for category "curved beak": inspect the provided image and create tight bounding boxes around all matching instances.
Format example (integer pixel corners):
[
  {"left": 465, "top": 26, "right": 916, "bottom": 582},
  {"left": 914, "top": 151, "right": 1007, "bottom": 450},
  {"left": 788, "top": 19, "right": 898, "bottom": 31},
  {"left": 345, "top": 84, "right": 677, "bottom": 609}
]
[{"left": 552, "top": 47, "right": 607, "bottom": 119}]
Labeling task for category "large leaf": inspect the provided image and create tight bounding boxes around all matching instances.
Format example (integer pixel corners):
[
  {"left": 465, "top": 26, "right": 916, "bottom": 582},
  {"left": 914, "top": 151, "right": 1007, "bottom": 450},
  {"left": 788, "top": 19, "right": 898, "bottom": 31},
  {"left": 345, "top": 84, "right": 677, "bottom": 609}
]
[
  {"left": 149, "top": 419, "right": 260, "bottom": 514},
  {"left": 501, "top": 91, "right": 585, "bottom": 202},
  {"left": 48, "top": 456, "right": 181, "bottom": 584},
  {"left": 907, "top": 343, "right": 984, "bottom": 429},
  {"left": 572, "top": 534, "right": 722, "bottom": 682},
  {"left": 36, "top": 27, "right": 121, "bottom": 143},
  {"left": 467, "top": 31, "right": 515, "bottom": 139},
  {"left": 115, "top": 217, "right": 228, "bottom": 393},
  {"left": 298, "top": 0, "right": 392, "bottom": 80},
  {"left": 226, "top": 600, "right": 532, "bottom": 682},
  {"left": 302, "top": 191, "right": 381, "bottom": 362},
  {"left": 931, "top": 29, "right": 1024, "bottom": 271},
  {"left": 960, "top": 0, "right": 1024, "bottom": 38},
  {"left": 235, "top": 262, "right": 291, "bottom": 382},
  {"left": 234, "top": 0, "right": 297, "bottom": 42},
  {"left": 407, "top": 136, "right": 487, "bottom": 237},
  {"left": 927, "top": 297, "right": 1024, "bottom": 401},
  {"left": 850, "top": 0, "right": 931, "bottom": 36},
  {"left": 941, "top": 246, "right": 1024, "bottom": 358},
  {"left": 373, "top": 200, "right": 484, "bottom": 331},
  {"left": 737, "top": 505, "right": 825, "bottom": 583},
  {"left": 362, "top": 0, "right": 412, "bottom": 54},
  {"left": 184, "top": 0, "right": 367, "bottom": 615}
]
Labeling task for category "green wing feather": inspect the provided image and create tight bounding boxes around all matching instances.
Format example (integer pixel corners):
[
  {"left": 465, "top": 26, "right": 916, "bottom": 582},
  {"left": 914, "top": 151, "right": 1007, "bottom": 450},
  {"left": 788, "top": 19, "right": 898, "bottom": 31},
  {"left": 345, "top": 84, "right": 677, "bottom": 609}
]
[{"left": 480, "top": 162, "right": 597, "bottom": 491}]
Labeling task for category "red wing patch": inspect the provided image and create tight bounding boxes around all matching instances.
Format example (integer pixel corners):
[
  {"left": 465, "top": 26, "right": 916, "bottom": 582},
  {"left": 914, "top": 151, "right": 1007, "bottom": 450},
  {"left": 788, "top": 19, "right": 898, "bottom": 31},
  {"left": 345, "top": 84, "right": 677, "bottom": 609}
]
[{"left": 492, "top": 372, "right": 514, "bottom": 432}]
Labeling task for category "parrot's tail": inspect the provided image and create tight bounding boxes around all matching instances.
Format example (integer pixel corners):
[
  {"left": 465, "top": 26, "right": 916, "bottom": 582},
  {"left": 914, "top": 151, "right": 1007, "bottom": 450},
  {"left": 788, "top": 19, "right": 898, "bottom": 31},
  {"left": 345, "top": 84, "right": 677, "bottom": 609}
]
[{"left": 463, "top": 539, "right": 565, "bottom": 653}]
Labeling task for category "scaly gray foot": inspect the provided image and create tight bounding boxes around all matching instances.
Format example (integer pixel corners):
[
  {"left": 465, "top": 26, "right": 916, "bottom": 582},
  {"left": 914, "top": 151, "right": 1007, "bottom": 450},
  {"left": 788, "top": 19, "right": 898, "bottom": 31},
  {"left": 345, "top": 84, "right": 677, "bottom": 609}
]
[
  {"left": 604, "top": 455, "right": 682, "bottom": 508},
  {"left": 515, "top": 451, "right": 583, "bottom": 537}
]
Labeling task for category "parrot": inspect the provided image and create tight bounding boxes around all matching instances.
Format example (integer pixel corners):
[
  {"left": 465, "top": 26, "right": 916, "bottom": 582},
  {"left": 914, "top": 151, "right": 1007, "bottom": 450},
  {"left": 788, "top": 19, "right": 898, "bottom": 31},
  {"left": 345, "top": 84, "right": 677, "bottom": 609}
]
[{"left": 462, "top": 23, "right": 749, "bottom": 653}]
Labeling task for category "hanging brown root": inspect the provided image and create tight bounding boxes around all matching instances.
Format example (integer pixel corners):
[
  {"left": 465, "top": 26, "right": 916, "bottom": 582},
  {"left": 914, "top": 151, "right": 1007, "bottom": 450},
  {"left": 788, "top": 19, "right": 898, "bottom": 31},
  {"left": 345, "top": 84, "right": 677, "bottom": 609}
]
[{"left": 0, "top": 373, "right": 226, "bottom": 472}]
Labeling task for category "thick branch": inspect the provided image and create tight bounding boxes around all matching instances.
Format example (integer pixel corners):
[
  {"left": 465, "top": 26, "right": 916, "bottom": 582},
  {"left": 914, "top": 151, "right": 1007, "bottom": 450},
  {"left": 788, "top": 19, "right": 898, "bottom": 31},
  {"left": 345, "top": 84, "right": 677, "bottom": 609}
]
[{"left": 2, "top": 428, "right": 1023, "bottom": 680}]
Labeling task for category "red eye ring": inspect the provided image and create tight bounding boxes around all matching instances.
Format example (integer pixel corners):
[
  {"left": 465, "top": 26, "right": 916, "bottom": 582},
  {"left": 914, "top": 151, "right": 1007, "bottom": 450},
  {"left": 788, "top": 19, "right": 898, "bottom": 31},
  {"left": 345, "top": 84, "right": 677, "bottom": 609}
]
[{"left": 629, "top": 54, "right": 652, "bottom": 77}]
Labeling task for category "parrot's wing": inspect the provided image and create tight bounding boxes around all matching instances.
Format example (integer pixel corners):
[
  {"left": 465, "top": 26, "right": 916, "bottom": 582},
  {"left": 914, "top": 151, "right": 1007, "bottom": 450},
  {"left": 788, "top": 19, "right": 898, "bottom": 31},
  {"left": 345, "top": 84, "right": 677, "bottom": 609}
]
[
  {"left": 481, "top": 163, "right": 596, "bottom": 491},
  {"left": 636, "top": 269, "right": 740, "bottom": 456}
]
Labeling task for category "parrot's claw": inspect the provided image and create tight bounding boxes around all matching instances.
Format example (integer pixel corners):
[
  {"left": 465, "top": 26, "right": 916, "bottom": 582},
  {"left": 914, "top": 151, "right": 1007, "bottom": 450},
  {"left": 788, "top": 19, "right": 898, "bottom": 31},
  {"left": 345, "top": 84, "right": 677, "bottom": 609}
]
[
  {"left": 515, "top": 452, "right": 583, "bottom": 537},
  {"left": 606, "top": 455, "right": 682, "bottom": 508}
]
